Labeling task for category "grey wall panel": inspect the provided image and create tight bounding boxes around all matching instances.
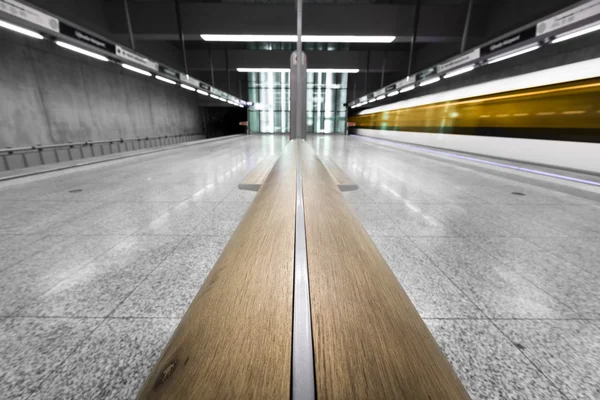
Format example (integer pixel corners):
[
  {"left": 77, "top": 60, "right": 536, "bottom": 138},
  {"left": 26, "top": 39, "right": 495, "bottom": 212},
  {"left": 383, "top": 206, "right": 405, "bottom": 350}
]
[{"left": 0, "top": 31, "right": 202, "bottom": 148}]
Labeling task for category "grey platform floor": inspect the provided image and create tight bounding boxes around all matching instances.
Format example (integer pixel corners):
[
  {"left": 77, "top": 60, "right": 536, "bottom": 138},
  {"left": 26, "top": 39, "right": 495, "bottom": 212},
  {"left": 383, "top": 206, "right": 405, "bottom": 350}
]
[{"left": 0, "top": 134, "right": 598, "bottom": 399}]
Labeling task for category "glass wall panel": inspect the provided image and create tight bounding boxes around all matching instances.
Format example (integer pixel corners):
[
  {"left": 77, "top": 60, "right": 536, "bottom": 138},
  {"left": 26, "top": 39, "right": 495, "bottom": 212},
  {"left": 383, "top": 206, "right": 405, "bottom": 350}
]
[{"left": 247, "top": 71, "right": 348, "bottom": 134}]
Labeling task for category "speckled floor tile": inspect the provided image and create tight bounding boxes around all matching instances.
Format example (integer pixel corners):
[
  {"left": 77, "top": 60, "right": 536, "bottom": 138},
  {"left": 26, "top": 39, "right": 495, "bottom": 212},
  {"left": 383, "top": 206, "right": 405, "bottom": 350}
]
[
  {"left": 525, "top": 237, "right": 600, "bottom": 277},
  {"left": 469, "top": 237, "right": 600, "bottom": 318},
  {"left": 0, "top": 317, "right": 100, "bottom": 399},
  {"left": 495, "top": 320, "right": 600, "bottom": 400},
  {"left": 425, "top": 319, "right": 566, "bottom": 400},
  {"left": 361, "top": 218, "right": 406, "bottom": 237},
  {"left": 133, "top": 202, "right": 216, "bottom": 235},
  {"left": 341, "top": 189, "right": 374, "bottom": 204},
  {"left": 28, "top": 318, "right": 178, "bottom": 400},
  {"left": 413, "top": 237, "right": 578, "bottom": 319},
  {"left": 0, "top": 234, "right": 67, "bottom": 272},
  {"left": 378, "top": 203, "right": 461, "bottom": 237}
]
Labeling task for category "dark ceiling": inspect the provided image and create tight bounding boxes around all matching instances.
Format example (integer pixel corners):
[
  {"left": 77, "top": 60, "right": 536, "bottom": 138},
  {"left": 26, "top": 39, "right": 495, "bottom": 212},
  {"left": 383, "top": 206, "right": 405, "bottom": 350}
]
[{"left": 28, "top": 0, "right": 579, "bottom": 98}]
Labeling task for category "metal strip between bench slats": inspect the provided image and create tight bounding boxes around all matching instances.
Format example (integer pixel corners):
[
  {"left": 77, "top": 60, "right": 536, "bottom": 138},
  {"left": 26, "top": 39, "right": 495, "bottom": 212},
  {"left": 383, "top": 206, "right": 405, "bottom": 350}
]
[{"left": 291, "top": 141, "right": 316, "bottom": 400}]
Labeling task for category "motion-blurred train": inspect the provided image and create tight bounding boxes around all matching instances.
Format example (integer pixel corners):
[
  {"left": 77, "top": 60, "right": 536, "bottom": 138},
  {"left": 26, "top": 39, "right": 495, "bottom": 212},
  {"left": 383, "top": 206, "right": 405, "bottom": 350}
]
[{"left": 350, "top": 59, "right": 600, "bottom": 143}]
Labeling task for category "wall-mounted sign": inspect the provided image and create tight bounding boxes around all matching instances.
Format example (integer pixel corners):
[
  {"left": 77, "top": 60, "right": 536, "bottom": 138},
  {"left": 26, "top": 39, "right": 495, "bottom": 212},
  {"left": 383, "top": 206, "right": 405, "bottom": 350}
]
[
  {"left": 481, "top": 26, "right": 536, "bottom": 55},
  {"left": 373, "top": 88, "right": 386, "bottom": 97},
  {"left": 0, "top": 0, "right": 58, "bottom": 32},
  {"left": 437, "top": 48, "right": 481, "bottom": 73},
  {"left": 59, "top": 22, "right": 115, "bottom": 53},
  {"left": 199, "top": 82, "right": 210, "bottom": 91},
  {"left": 537, "top": 0, "right": 600, "bottom": 36},
  {"left": 416, "top": 67, "right": 436, "bottom": 81},
  {"left": 385, "top": 84, "right": 396, "bottom": 93},
  {"left": 179, "top": 74, "right": 200, "bottom": 87},
  {"left": 158, "top": 65, "right": 178, "bottom": 78},
  {"left": 116, "top": 46, "right": 158, "bottom": 71}
]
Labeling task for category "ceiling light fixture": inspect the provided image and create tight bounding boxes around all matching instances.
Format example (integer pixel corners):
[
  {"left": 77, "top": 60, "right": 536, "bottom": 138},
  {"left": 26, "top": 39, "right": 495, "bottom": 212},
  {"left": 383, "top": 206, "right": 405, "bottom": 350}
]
[
  {"left": 376, "top": 95, "right": 385, "bottom": 100},
  {"left": 368, "top": 98, "right": 376, "bottom": 103},
  {"left": 399, "top": 84, "right": 416, "bottom": 93},
  {"left": 122, "top": 63, "right": 152, "bottom": 77},
  {"left": 55, "top": 41, "right": 109, "bottom": 62},
  {"left": 387, "top": 90, "right": 400, "bottom": 97},
  {"left": 551, "top": 21, "right": 600, "bottom": 43},
  {"left": 443, "top": 64, "right": 475, "bottom": 79},
  {"left": 155, "top": 75, "right": 177, "bottom": 84},
  {"left": 0, "top": 19, "right": 43, "bottom": 39},
  {"left": 419, "top": 76, "right": 441, "bottom": 87},
  {"left": 202, "top": 34, "right": 395, "bottom": 43},
  {"left": 236, "top": 67, "right": 359, "bottom": 73},
  {"left": 197, "top": 89, "right": 209, "bottom": 95},
  {"left": 209, "top": 94, "right": 220, "bottom": 100},
  {"left": 487, "top": 43, "right": 540, "bottom": 64},
  {"left": 180, "top": 84, "right": 196, "bottom": 91}
]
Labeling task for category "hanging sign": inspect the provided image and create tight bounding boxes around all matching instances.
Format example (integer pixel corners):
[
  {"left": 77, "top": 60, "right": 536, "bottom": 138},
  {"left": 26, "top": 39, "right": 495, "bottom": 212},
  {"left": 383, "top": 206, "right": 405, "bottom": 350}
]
[
  {"left": 0, "top": 0, "right": 58, "bottom": 32},
  {"left": 437, "top": 48, "right": 481, "bottom": 73},
  {"left": 59, "top": 22, "right": 115, "bottom": 53},
  {"left": 116, "top": 46, "right": 158, "bottom": 71},
  {"left": 537, "top": 0, "right": 600, "bottom": 36},
  {"left": 481, "top": 26, "right": 536, "bottom": 55}
]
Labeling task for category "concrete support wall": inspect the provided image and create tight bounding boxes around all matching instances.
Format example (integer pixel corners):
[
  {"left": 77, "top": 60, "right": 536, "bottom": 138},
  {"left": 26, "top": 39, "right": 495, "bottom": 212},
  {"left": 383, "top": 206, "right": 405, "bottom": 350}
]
[{"left": 0, "top": 30, "right": 202, "bottom": 148}]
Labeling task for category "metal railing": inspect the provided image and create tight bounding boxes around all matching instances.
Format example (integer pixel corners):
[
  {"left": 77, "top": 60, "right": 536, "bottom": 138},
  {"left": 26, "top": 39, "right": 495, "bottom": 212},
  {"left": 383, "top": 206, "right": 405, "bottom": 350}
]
[{"left": 0, "top": 133, "right": 203, "bottom": 172}]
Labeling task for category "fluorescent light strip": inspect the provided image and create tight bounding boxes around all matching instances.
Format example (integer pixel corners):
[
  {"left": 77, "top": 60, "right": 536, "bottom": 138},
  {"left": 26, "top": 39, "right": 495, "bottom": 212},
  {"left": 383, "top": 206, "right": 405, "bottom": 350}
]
[
  {"left": 387, "top": 90, "right": 399, "bottom": 97},
  {"left": 419, "top": 76, "right": 440, "bottom": 87},
  {"left": 236, "top": 67, "right": 359, "bottom": 73},
  {"left": 201, "top": 34, "right": 395, "bottom": 43},
  {"left": 376, "top": 95, "right": 385, "bottom": 101},
  {"left": 552, "top": 21, "right": 600, "bottom": 43},
  {"left": 359, "top": 56, "right": 600, "bottom": 116},
  {"left": 399, "top": 85, "right": 416, "bottom": 93},
  {"left": 197, "top": 89, "right": 209, "bottom": 95},
  {"left": 55, "top": 41, "right": 109, "bottom": 62},
  {"left": 443, "top": 64, "right": 475, "bottom": 79},
  {"left": 0, "top": 19, "right": 43, "bottom": 39},
  {"left": 122, "top": 63, "right": 152, "bottom": 76},
  {"left": 487, "top": 43, "right": 540, "bottom": 64},
  {"left": 368, "top": 99, "right": 376, "bottom": 103},
  {"left": 358, "top": 136, "right": 600, "bottom": 187},
  {"left": 155, "top": 75, "right": 177, "bottom": 85},
  {"left": 181, "top": 84, "right": 196, "bottom": 91},
  {"left": 209, "top": 94, "right": 220, "bottom": 100}
]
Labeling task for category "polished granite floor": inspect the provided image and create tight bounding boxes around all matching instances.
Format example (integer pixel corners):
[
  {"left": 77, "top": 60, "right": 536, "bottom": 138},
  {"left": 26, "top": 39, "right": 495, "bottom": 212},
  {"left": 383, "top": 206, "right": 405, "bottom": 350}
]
[{"left": 1, "top": 134, "right": 598, "bottom": 399}]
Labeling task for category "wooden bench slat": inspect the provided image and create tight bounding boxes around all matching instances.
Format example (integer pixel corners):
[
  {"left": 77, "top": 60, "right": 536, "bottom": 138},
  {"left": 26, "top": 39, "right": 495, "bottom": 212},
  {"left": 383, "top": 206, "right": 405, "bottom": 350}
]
[
  {"left": 300, "top": 141, "right": 469, "bottom": 400},
  {"left": 238, "top": 155, "right": 279, "bottom": 191},
  {"left": 319, "top": 156, "right": 359, "bottom": 192},
  {"left": 137, "top": 143, "right": 297, "bottom": 399}
]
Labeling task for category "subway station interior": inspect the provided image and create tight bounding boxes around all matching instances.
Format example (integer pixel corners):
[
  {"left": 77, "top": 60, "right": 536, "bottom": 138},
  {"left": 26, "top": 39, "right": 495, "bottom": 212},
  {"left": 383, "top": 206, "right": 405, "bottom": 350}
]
[{"left": 1, "top": 0, "right": 600, "bottom": 399}]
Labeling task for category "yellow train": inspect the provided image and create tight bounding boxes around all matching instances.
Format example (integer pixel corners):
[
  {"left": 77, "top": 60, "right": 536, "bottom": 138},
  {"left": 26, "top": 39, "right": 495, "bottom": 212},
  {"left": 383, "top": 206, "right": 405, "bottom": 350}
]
[{"left": 349, "top": 78, "right": 600, "bottom": 142}]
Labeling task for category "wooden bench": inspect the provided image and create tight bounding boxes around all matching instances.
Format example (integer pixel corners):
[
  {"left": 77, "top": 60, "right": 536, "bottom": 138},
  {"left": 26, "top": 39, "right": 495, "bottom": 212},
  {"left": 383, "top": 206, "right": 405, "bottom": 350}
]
[{"left": 138, "top": 140, "right": 469, "bottom": 399}]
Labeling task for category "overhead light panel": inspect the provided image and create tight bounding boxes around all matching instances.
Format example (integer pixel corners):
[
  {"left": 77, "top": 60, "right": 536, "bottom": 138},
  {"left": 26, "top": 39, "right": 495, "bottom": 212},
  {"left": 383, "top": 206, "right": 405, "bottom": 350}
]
[
  {"left": 236, "top": 67, "right": 359, "bottom": 73},
  {"left": 487, "top": 43, "right": 540, "bottom": 64},
  {"left": 308, "top": 68, "right": 359, "bottom": 73},
  {"left": 122, "top": 63, "right": 152, "bottom": 77},
  {"left": 209, "top": 94, "right": 220, "bottom": 100},
  {"left": 443, "top": 64, "right": 475, "bottom": 79},
  {"left": 0, "top": 19, "right": 43, "bottom": 39},
  {"left": 419, "top": 77, "right": 440, "bottom": 87},
  {"left": 551, "top": 21, "right": 600, "bottom": 43},
  {"left": 155, "top": 75, "right": 176, "bottom": 84},
  {"left": 399, "top": 84, "right": 415, "bottom": 93},
  {"left": 376, "top": 95, "right": 385, "bottom": 100},
  {"left": 368, "top": 98, "right": 376, "bottom": 103},
  {"left": 197, "top": 89, "right": 209, "bottom": 95},
  {"left": 181, "top": 84, "right": 196, "bottom": 91},
  {"left": 387, "top": 90, "right": 399, "bottom": 97},
  {"left": 55, "top": 41, "right": 109, "bottom": 62},
  {"left": 202, "top": 34, "right": 395, "bottom": 43}
]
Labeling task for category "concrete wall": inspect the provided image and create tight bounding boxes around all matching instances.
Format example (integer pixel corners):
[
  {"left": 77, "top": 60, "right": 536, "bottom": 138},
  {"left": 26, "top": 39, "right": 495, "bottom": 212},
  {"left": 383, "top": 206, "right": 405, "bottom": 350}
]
[
  {"left": 0, "top": 30, "right": 202, "bottom": 148},
  {"left": 356, "top": 128, "right": 600, "bottom": 175}
]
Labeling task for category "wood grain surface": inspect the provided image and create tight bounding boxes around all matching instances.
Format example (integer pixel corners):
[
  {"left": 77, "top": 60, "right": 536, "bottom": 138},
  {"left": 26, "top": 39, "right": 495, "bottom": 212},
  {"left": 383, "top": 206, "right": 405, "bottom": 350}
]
[
  {"left": 137, "top": 143, "right": 297, "bottom": 399},
  {"left": 238, "top": 155, "right": 279, "bottom": 191},
  {"left": 319, "top": 155, "right": 359, "bottom": 192},
  {"left": 300, "top": 141, "right": 470, "bottom": 400}
]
